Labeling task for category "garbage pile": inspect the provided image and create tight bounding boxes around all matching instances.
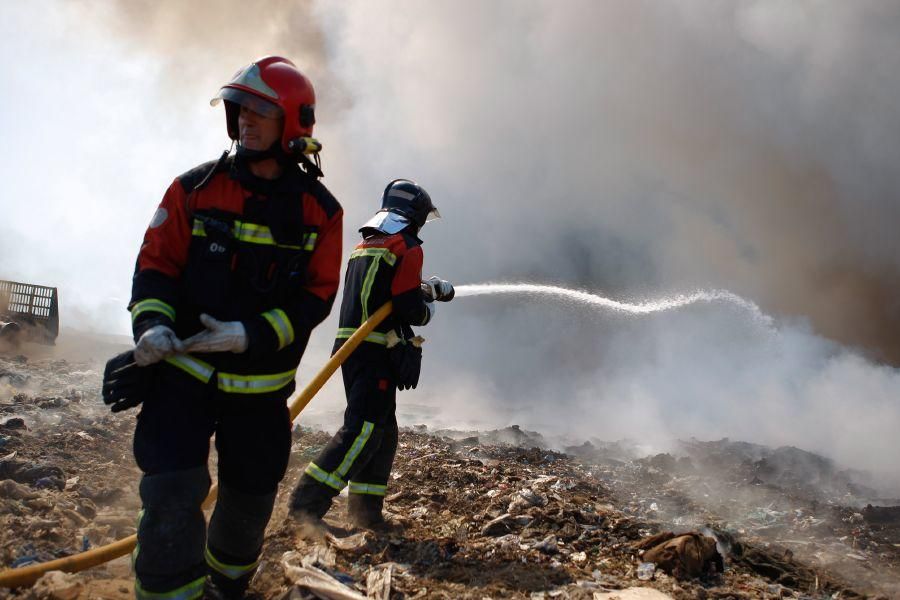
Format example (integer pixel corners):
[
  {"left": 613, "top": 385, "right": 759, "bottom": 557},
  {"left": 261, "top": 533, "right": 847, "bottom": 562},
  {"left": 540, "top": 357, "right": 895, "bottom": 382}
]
[
  {"left": 0, "top": 354, "right": 141, "bottom": 576},
  {"left": 253, "top": 428, "right": 888, "bottom": 599},
  {"left": 1, "top": 351, "right": 898, "bottom": 598}
]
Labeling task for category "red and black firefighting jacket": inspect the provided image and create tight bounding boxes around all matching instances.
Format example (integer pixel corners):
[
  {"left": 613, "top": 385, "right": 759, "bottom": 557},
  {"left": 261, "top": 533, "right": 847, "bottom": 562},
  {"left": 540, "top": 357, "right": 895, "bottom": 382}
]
[
  {"left": 332, "top": 230, "right": 431, "bottom": 353},
  {"left": 130, "top": 155, "right": 342, "bottom": 396}
]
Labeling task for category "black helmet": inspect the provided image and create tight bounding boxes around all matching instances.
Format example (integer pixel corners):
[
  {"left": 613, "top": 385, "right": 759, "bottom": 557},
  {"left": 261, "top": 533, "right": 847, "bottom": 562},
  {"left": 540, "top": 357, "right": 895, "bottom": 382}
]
[{"left": 360, "top": 179, "right": 441, "bottom": 235}]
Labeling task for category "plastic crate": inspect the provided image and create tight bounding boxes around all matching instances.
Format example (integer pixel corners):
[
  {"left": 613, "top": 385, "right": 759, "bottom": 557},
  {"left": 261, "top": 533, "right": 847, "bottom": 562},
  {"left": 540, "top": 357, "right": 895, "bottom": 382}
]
[{"left": 0, "top": 280, "right": 59, "bottom": 344}]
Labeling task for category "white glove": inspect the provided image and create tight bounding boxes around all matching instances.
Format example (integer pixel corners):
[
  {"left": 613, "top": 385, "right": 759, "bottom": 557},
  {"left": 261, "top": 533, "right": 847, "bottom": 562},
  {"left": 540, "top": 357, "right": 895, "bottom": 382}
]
[
  {"left": 183, "top": 314, "right": 248, "bottom": 354},
  {"left": 421, "top": 276, "right": 455, "bottom": 302},
  {"left": 134, "top": 325, "right": 184, "bottom": 367},
  {"left": 424, "top": 301, "right": 436, "bottom": 324}
]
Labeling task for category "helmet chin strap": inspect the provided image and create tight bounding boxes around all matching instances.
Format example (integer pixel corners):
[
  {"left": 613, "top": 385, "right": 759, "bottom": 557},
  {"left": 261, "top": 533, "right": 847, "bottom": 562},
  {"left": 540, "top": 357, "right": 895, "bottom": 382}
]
[
  {"left": 234, "top": 139, "right": 323, "bottom": 178},
  {"left": 235, "top": 140, "right": 284, "bottom": 163}
]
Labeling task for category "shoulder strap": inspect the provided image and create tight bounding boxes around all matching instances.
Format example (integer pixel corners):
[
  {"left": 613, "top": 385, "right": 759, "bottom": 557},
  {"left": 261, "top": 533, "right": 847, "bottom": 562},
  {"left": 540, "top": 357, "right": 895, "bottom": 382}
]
[{"left": 182, "top": 149, "right": 233, "bottom": 222}]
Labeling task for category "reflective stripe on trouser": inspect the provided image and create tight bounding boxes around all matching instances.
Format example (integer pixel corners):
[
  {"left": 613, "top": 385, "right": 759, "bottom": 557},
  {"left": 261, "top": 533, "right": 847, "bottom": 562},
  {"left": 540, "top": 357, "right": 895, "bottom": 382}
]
[
  {"left": 165, "top": 354, "right": 296, "bottom": 394},
  {"left": 348, "top": 482, "right": 387, "bottom": 496},
  {"left": 205, "top": 546, "right": 258, "bottom": 580},
  {"left": 303, "top": 461, "right": 347, "bottom": 491},
  {"left": 131, "top": 298, "right": 176, "bottom": 323},
  {"left": 303, "top": 420, "right": 375, "bottom": 491},
  {"left": 135, "top": 576, "right": 205, "bottom": 600}
]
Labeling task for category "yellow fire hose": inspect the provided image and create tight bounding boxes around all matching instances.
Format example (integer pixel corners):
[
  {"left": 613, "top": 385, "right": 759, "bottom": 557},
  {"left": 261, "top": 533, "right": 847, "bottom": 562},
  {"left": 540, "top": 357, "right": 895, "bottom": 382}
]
[{"left": 0, "top": 302, "right": 393, "bottom": 588}]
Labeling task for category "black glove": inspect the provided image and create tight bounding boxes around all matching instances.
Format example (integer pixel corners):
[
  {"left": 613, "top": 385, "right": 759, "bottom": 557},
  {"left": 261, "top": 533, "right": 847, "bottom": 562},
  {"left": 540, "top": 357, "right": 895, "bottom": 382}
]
[
  {"left": 389, "top": 342, "right": 423, "bottom": 390},
  {"left": 102, "top": 350, "right": 155, "bottom": 413}
]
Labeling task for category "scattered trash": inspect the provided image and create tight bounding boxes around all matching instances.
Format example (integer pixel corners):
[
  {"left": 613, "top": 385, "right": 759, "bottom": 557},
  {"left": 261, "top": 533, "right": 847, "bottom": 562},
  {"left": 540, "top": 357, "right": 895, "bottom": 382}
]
[
  {"left": 365, "top": 563, "right": 394, "bottom": 600},
  {"left": 34, "top": 476, "right": 64, "bottom": 490},
  {"left": 0, "top": 348, "right": 890, "bottom": 599},
  {"left": 593, "top": 588, "right": 675, "bottom": 600},
  {"left": 862, "top": 504, "right": 900, "bottom": 524},
  {"left": 326, "top": 531, "right": 371, "bottom": 553},
  {"left": 531, "top": 534, "right": 559, "bottom": 554},
  {"left": 29, "top": 569, "right": 83, "bottom": 600},
  {"left": 281, "top": 550, "right": 366, "bottom": 600},
  {"left": 636, "top": 561, "right": 656, "bottom": 580},
  {"left": 632, "top": 532, "right": 722, "bottom": 579},
  {"left": 10, "top": 554, "right": 40, "bottom": 568},
  {"left": 0, "top": 478, "right": 39, "bottom": 500},
  {"left": 481, "top": 513, "right": 518, "bottom": 537}
]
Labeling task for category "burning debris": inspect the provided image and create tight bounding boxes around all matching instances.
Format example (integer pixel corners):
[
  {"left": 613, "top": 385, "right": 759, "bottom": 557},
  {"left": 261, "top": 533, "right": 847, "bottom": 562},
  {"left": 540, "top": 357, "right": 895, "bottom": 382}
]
[{"left": 0, "top": 352, "right": 898, "bottom": 598}]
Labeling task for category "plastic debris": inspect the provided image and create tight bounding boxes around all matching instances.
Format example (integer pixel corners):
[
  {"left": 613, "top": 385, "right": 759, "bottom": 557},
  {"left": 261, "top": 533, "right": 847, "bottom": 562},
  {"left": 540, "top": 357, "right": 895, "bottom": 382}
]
[
  {"left": 30, "top": 569, "right": 83, "bottom": 600},
  {"left": 281, "top": 550, "right": 366, "bottom": 600},
  {"left": 636, "top": 562, "right": 656, "bottom": 580}
]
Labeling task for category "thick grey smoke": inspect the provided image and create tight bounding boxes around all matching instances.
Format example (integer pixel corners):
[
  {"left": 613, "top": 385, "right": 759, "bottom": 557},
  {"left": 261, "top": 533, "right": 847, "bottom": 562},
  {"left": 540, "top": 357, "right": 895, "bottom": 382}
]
[
  {"left": 317, "top": 0, "right": 900, "bottom": 362},
  {"left": 313, "top": 0, "right": 900, "bottom": 488},
  {"left": 4, "top": 2, "right": 900, "bottom": 488}
]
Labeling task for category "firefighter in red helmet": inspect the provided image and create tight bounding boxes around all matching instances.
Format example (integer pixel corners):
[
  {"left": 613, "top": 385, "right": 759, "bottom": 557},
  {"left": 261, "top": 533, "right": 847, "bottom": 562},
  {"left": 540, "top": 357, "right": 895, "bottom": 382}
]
[{"left": 103, "top": 56, "right": 342, "bottom": 599}]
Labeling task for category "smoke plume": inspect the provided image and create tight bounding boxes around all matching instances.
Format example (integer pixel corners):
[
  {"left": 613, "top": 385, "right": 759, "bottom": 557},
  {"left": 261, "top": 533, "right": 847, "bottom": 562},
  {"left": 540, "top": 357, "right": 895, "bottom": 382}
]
[{"left": 4, "top": 1, "right": 900, "bottom": 489}]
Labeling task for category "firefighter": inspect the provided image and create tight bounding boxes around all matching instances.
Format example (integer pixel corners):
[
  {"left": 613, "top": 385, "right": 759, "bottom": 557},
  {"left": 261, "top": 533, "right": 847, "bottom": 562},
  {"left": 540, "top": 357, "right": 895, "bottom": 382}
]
[
  {"left": 289, "top": 179, "right": 454, "bottom": 530},
  {"left": 115, "top": 56, "right": 342, "bottom": 599}
]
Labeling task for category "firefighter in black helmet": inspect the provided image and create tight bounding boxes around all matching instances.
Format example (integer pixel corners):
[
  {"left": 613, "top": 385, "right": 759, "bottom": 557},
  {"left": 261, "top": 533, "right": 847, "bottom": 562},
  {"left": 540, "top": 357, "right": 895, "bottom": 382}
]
[{"left": 289, "top": 179, "right": 453, "bottom": 529}]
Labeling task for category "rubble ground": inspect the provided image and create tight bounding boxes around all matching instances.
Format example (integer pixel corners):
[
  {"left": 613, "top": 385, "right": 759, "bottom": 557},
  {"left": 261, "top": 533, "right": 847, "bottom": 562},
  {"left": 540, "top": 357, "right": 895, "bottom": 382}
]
[{"left": 1, "top": 352, "right": 898, "bottom": 599}]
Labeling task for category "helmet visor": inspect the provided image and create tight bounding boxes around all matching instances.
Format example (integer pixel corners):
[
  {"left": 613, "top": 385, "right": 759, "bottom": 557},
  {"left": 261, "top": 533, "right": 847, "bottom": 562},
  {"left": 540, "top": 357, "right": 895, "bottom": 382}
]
[
  {"left": 210, "top": 87, "right": 283, "bottom": 119},
  {"left": 361, "top": 211, "right": 411, "bottom": 235}
]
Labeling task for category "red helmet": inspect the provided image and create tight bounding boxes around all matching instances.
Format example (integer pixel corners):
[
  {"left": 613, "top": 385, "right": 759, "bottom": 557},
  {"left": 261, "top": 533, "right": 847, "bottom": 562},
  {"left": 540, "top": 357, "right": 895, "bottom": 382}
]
[{"left": 210, "top": 56, "right": 317, "bottom": 153}]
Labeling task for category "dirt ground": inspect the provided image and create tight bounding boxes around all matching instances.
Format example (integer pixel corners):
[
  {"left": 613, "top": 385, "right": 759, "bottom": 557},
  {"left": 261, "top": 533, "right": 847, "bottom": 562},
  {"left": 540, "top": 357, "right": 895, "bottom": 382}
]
[{"left": 1, "top": 348, "right": 898, "bottom": 599}]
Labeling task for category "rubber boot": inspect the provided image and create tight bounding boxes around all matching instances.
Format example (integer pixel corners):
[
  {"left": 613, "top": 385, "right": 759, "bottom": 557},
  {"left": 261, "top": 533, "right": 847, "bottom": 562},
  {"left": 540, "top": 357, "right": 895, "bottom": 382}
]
[
  {"left": 347, "top": 493, "right": 385, "bottom": 528},
  {"left": 290, "top": 476, "right": 336, "bottom": 520},
  {"left": 204, "top": 572, "right": 251, "bottom": 600},
  {"left": 290, "top": 478, "right": 336, "bottom": 540}
]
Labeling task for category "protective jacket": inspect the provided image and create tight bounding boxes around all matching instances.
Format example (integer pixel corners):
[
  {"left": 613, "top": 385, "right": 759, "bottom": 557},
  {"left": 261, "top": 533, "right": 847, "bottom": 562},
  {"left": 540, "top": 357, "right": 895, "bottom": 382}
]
[
  {"left": 130, "top": 155, "right": 342, "bottom": 398},
  {"left": 333, "top": 230, "right": 431, "bottom": 351}
]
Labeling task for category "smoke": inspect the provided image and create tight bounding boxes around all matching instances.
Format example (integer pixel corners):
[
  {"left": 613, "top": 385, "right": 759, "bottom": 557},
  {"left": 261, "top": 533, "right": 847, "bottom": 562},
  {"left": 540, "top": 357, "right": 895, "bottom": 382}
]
[
  {"left": 309, "top": 0, "right": 900, "bottom": 487},
  {"left": 4, "top": 2, "right": 900, "bottom": 488}
]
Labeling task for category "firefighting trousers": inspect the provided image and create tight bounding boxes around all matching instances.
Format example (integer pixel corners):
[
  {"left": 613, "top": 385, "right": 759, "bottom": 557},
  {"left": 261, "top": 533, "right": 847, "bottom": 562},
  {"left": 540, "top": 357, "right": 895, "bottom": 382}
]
[
  {"left": 132, "top": 362, "right": 292, "bottom": 599},
  {"left": 291, "top": 350, "right": 399, "bottom": 518}
]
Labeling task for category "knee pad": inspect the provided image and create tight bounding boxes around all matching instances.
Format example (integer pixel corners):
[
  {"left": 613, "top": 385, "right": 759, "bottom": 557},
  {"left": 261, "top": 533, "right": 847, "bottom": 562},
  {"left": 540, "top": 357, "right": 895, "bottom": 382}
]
[
  {"left": 207, "top": 484, "right": 276, "bottom": 560},
  {"left": 136, "top": 467, "right": 210, "bottom": 589},
  {"left": 140, "top": 467, "right": 211, "bottom": 509}
]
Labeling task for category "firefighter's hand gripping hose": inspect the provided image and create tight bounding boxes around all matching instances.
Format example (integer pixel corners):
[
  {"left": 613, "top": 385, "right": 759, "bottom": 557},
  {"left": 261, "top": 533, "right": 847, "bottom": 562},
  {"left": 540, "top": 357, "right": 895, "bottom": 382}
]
[{"left": 0, "top": 302, "right": 394, "bottom": 589}]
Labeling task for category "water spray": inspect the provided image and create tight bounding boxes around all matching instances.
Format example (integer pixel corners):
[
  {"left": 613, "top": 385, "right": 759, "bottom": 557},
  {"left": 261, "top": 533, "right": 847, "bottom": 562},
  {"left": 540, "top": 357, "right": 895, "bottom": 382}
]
[{"left": 455, "top": 282, "right": 774, "bottom": 327}]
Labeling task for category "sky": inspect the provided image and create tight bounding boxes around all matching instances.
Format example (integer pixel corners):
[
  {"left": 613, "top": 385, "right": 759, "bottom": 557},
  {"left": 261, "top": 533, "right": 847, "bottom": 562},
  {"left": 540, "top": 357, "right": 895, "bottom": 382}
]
[{"left": 2, "top": 1, "right": 899, "bottom": 490}]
